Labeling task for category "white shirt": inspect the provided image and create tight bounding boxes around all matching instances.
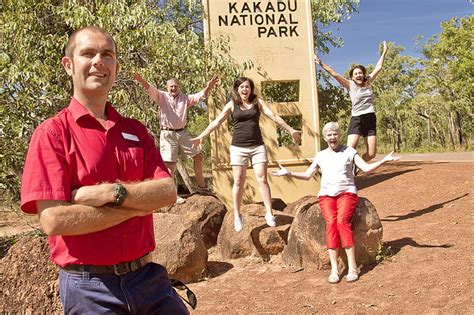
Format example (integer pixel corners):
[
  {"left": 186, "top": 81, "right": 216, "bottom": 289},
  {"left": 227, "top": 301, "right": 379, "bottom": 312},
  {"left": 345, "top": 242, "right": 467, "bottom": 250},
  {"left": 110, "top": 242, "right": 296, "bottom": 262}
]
[
  {"left": 349, "top": 78, "right": 375, "bottom": 117},
  {"left": 307, "top": 145, "right": 358, "bottom": 197}
]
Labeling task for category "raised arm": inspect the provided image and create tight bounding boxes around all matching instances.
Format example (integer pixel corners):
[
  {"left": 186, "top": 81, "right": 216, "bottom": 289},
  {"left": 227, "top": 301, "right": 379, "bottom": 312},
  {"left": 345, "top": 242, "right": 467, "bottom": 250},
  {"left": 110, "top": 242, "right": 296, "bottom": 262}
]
[
  {"left": 314, "top": 54, "right": 350, "bottom": 89},
  {"left": 201, "top": 74, "right": 219, "bottom": 98},
  {"left": 37, "top": 177, "right": 177, "bottom": 236},
  {"left": 258, "top": 99, "right": 301, "bottom": 144},
  {"left": 367, "top": 41, "right": 388, "bottom": 84},
  {"left": 354, "top": 150, "right": 399, "bottom": 173},
  {"left": 190, "top": 101, "right": 234, "bottom": 148},
  {"left": 133, "top": 73, "right": 162, "bottom": 103}
]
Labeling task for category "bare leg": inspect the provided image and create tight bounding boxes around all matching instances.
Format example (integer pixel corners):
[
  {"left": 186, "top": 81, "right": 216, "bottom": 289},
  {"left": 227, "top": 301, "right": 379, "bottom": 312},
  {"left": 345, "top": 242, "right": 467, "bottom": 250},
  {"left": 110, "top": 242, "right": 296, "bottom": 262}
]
[
  {"left": 328, "top": 248, "right": 339, "bottom": 273},
  {"left": 192, "top": 153, "right": 206, "bottom": 187},
  {"left": 344, "top": 246, "right": 359, "bottom": 282},
  {"left": 252, "top": 162, "right": 273, "bottom": 216},
  {"left": 344, "top": 246, "right": 357, "bottom": 271},
  {"left": 347, "top": 134, "right": 360, "bottom": 149},
  {"left": 362, "top": 136, "right": 377, "bottom": 161},
  {"left": 165, "top": 161, "right": 184, "bottom": 204},
  {"left": 232, "top": 165, "right": 247, "bottom": 217},
  {"left": 165, "top": 161, "right": 177, "bottom": 178}
]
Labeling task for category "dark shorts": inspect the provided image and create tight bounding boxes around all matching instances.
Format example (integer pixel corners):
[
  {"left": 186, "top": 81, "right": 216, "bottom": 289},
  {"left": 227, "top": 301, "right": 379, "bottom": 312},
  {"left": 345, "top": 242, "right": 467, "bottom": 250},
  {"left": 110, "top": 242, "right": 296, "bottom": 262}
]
[{"left": 347, "top": 113, "right": 376, "bottom": 137}]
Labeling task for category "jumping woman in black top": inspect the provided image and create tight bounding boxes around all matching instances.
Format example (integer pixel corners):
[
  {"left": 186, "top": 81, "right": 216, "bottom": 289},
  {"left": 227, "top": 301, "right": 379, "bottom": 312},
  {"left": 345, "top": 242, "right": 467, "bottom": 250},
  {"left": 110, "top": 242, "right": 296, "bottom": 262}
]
[{"left": 191, "top": 77, "right": 301, "bottom": 232}]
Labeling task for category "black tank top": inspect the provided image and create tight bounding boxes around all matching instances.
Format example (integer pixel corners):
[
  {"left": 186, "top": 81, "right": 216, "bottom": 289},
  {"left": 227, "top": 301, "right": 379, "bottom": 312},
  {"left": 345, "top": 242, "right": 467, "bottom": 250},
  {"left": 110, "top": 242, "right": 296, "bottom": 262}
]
[{"left": 231, "top": 102, "right": 264, "bottom": 147}]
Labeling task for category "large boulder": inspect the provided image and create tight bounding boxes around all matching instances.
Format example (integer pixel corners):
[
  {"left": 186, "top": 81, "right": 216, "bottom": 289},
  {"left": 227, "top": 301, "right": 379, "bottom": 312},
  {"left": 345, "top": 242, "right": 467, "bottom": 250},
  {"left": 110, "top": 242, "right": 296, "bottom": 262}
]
[
  {"left": 282, "top": 196, "right": 383, "bottom": 270},
  {"left": 153, "top": 213, "right": 208, "bottom": 283},
  {"left": 0, "top": 235, "right": 61, "bottom": 314},
  {"left": 282, "top": 198, "right": 329, "bottom": 269},
  {"left": 216, "top": 204, "right": 293, "bottom": 260},
  {"left": 158, "top": 194, "right": 227, "bottom": 249},
  {"left": 284, "top": 195, "right": 318, "bottom": 216},
  {"left": 351, "top": 197, "right": 384, "bottom": 265}
]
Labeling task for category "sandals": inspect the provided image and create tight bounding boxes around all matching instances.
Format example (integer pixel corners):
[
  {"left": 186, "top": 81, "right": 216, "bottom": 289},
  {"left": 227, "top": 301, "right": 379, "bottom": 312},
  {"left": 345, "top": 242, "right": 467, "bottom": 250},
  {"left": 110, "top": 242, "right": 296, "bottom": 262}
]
[
  {"left": 345, "top": 269, "right": 359, "bottom": 282},
  {"left": 327, "top": 271, "right": 340, "bottom": 284}
]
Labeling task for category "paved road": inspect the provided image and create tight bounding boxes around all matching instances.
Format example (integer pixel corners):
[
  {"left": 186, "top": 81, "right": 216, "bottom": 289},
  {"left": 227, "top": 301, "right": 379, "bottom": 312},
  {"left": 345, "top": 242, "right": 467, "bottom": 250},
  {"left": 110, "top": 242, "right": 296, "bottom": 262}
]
[{"left": 380, "top": 151, "right": 473, "bottom": 162}]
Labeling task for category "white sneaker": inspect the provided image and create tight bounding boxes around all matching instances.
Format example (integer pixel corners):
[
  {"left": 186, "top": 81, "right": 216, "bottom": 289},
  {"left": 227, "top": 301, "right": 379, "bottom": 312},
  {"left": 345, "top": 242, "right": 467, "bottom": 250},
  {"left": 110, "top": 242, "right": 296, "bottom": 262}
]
[
  {"left": 234, "top": 214, "right": 243, "bottom": 232},
  {"left": 175, "top": 196, "right": 186, "bottom": 205},
  {"left": 265, "top": 213, "right": 276, "bottom": 227}
]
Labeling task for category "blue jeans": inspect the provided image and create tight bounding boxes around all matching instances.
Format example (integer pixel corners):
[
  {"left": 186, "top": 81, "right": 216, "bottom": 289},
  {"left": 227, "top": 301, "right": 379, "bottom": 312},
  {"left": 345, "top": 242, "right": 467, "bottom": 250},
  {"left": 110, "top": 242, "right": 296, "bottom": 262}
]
[{"left": 59, "top": 263, "right": 189, "bottom": 314}]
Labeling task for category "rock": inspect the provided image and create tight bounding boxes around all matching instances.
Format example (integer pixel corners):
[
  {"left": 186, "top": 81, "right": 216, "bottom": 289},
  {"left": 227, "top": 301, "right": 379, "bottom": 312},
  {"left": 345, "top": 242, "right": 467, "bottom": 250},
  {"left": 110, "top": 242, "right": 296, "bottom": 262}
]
[
  {"left": 282, "top": 196, "right": 383, "bottom": 269},
  {"left": 282, "top": 198, "right": 329, "bottom": 269},
  {"left": 216, "top": 204, "right": 293, "bottom": 260},
  {"left": 0, "top": 235, "right": 62, "bottom": 314},
  {"left": 257, "top": 198, "right": 287, "bottom": 211},
  {"left": 153, "top": 213, "right": 208, "bottom": 283},
  {"left": 351, "top": 197, "right": 384, "bottom": 265},
  {"left": 284, "top": 195, "right": 318, "bottom": 216},
  {"left": 158, "top": 194, "right": 227, "bottom": 249}
]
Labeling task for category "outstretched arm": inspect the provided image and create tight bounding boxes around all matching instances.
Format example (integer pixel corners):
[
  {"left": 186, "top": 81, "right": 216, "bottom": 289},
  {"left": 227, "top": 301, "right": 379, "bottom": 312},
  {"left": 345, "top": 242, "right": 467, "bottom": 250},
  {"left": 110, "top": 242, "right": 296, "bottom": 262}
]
[
  {"left": 367, "top": 41, "right": 388, "bottom": 84},
  {"left": 272, "top": 158, "right": 318, "bottom": 180},
  {"left": 314, "top": 54, "right": 350, "bottom": 89},
  {"left": 133, "top": 73, "right": 162, "bottom": 103},
  {"left": 37, "top": 177, "right": 177, "bottom": 236},
  {"left": 354, "top": 151, "right": 399, "bottom": 173},
  {"left": 258, "top": 99, "right": 301, "bottom": 144},
  {"left": 190, "top": 101, "right": 234, "bottom": 148}
]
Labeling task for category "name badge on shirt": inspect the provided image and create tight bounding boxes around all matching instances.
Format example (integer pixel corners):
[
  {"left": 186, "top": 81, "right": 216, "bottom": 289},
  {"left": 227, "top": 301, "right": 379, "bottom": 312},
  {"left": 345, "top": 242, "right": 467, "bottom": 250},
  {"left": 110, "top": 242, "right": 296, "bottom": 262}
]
[{"left": 122, "top": 132, "right": 139, "bottom": 142}]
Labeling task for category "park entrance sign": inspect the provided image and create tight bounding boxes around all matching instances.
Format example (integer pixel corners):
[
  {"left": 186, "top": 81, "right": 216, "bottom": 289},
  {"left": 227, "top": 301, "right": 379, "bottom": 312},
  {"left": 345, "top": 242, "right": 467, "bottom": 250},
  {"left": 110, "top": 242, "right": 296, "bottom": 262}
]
[{"left": 203, "top": 0, "right": 320, "bottom": 209}]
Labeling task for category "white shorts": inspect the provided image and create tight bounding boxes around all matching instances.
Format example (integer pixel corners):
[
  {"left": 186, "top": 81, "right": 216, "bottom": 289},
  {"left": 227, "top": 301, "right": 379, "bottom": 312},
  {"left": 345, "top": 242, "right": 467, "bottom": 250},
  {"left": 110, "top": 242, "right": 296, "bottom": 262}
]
[
  {"left": 160, "top": 129, "right": 201, "bottom": 162},
  {"left": 229, "top": 144, "right": 268, "bottom": 166}
]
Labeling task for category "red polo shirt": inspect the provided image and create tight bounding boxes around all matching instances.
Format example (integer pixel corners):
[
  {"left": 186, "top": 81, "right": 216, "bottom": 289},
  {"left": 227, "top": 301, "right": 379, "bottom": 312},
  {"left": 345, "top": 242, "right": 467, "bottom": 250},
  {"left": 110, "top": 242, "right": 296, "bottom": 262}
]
[{"left": 20, "top": 98, "right": 170, "bottom": 267}]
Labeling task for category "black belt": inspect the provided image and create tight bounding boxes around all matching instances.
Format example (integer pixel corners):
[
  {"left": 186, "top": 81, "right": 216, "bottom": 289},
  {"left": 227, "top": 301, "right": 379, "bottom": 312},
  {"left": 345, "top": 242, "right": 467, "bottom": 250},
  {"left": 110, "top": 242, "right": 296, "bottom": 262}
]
[
  {"left": 62, "top": 253, "right": 152, "bottom": 276},
  {"left": 161, "top": 127, "right": 185, "bottom": 132}
]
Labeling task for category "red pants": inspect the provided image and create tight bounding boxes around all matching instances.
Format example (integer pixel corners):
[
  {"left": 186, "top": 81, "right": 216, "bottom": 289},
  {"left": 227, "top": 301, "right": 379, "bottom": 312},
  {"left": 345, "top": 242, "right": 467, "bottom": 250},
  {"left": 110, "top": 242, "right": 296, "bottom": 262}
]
[{"left": 319, "top": 193, "right": 358, "bottom": 249}]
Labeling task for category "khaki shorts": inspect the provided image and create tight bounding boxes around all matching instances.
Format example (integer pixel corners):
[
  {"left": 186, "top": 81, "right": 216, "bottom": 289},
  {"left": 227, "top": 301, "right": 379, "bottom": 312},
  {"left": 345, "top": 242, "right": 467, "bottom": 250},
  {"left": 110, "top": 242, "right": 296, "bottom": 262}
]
[
  {"left": 160, "top": 129, "right": 201, "bottom": 162},
  {"left": 229, "top": 144, "right": 268, "bottom": 166}
]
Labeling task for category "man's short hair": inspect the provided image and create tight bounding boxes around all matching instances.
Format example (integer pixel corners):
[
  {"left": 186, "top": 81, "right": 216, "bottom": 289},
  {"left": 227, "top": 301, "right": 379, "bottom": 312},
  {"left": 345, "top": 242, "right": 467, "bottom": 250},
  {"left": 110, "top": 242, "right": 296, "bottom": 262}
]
[
  {"left": 167, "top": 78, "right": 180, "bottom": 86},
  {"left": 65, "top": 26, "right": 117, "bottom": 58}
]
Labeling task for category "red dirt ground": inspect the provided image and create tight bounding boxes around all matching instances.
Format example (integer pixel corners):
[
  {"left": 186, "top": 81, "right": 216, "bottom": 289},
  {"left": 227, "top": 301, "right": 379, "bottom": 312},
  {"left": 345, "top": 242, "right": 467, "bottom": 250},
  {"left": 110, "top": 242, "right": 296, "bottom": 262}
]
[{"left": 1, "top": 159, "right": 473, "bottom": 313}]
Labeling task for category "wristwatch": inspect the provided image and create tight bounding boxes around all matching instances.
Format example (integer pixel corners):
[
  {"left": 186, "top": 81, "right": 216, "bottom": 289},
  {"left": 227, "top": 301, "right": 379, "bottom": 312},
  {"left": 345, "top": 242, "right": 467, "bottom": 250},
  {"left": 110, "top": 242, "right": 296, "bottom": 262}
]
[{"left": 114, "top": 183, "right": 127, "bottom": 205}]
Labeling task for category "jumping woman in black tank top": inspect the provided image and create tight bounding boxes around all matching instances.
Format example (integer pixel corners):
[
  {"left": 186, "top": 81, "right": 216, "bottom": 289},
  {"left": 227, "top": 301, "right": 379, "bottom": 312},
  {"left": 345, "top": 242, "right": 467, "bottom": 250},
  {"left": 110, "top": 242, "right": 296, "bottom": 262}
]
[{"left": 191, "top": 77, "right": 301, "bottom": 232}]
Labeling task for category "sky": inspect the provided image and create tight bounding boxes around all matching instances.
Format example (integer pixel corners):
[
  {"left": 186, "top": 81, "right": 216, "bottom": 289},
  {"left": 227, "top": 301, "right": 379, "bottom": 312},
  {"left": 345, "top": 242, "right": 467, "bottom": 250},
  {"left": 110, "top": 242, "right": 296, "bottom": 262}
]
[{"left": 321, "top": 0, "right": 473, "bottom": 75}]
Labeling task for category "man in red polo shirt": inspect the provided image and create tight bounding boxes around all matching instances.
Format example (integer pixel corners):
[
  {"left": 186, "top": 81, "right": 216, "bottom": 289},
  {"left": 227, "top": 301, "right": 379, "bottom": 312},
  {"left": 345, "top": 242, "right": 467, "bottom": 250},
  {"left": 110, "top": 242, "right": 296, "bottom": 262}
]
[{"left": 20, "top": 26, "right": 189, "bottom": 314}]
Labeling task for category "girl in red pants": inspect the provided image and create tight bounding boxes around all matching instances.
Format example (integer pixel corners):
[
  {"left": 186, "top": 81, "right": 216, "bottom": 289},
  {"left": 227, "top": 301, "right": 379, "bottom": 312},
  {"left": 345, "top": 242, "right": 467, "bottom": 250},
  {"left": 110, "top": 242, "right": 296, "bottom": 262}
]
[{"left": 273, "top": 122, "right": 398, "bottom": 283}]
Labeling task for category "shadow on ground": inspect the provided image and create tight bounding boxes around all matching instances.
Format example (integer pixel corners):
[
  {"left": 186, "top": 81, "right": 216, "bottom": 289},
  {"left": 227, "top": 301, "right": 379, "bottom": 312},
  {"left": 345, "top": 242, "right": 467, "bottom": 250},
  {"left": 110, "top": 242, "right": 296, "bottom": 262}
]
[{"left": 381, "top": 193, "right": 469, "bottom": 222}]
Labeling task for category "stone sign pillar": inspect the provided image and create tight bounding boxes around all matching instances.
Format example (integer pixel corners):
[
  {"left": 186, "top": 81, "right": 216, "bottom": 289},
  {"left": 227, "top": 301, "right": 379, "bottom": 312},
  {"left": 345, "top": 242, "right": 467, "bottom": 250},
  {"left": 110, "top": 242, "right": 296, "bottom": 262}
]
[{"left": 203, "top": 0, "right": 320, "bottom": 209}]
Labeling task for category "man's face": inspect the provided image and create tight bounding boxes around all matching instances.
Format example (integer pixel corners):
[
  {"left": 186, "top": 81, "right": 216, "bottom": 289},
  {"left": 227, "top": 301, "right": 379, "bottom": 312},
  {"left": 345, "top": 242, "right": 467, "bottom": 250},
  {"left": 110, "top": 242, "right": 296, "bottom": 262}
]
[
  {"left": 62, "top": 30, "right": 119, "bottom": 98},
  {"left": 167, "top": 80, "right": 180, "bottom": 98}
]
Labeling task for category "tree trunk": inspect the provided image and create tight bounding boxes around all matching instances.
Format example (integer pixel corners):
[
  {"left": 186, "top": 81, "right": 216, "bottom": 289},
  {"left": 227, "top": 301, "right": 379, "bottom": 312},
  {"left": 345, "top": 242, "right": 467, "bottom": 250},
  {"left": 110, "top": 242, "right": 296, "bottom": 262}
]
[
  {"left": 455, "top": 110, "right": 463, "bottom": 146},
  {"left": 427, "top": 116, "right": 432, "bottom": 146},
  {"left": 448, "top": 112, "right": 456, "bottom": 147},
  {"left": 176, "top": 158, "right": 195, "bottom": 194}
]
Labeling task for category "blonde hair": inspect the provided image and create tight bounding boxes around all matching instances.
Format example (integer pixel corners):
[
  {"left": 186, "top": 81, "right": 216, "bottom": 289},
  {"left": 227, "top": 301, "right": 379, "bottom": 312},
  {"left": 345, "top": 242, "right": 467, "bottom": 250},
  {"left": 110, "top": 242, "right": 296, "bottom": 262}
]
[{"left": 322, "top": 122, "right": 340, "bottom": 136}]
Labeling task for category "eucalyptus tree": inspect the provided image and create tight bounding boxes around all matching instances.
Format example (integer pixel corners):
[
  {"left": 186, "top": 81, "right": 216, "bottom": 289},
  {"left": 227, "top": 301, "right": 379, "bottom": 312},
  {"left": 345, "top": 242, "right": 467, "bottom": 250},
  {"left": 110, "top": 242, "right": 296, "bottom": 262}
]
[
  {"left": 0, "top": 0, "right": 239, "bottom": 203},
  {"left": 417, "top": 16, "right": 473, "bottom": 148}
]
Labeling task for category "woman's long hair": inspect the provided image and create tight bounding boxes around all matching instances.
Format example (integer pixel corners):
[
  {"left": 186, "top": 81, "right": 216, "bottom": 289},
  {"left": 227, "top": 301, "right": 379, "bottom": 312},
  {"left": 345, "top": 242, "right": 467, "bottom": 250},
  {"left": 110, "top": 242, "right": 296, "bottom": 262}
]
[{"left": 231, "top": 77, "right": 258, "bottom": 106}]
